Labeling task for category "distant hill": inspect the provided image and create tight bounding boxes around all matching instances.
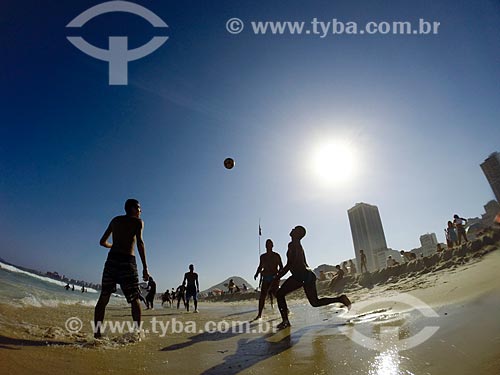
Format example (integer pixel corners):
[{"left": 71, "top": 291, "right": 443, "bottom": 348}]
[
  {"left": 202, "top": 276, "right": 255, "bottom": 294},
  {"left": 314, "top": 264, "right": 338, "bottom": 275}
]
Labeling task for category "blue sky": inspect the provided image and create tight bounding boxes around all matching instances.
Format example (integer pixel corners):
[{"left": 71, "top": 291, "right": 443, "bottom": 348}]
[{"left": 1, "top": 0, "right": 499, "bottom": 291}]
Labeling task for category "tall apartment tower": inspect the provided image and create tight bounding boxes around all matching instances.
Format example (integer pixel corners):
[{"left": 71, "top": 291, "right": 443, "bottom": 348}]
[
  {"left": 420, "top": 233, "right": 438, "bottom": 257},
  {"left": 348, "top": 202, "right": 388, "bottom": 272},
  {"left": 480, "top": 152, "right": 500, "bottom": 203}
]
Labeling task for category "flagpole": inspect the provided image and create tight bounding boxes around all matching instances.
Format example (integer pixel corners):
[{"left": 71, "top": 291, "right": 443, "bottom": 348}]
[
  {"left": 258, "top": 218, "right": 262, "bottom": 292},
  {"left": 258, "top": 218, "right": 261, "bottom": 256}
]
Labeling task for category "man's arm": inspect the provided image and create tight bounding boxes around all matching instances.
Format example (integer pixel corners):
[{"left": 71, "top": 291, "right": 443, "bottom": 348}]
[
  {"left": 136, "top": 220, "right": 149, "bottom": 281},
  {"left": 254, "top": 256, "right": 263, "bottom": 280},
  {"left": 182, "top": 273, "right": 187, "bottom": 286},
  {"left": 195, "top": 274, "right": 199, "bottom": 292},
  {"left": 99, "top": 222, "right": 113, "bottom": 248},
  {"left": 277, "top": 254, "right": 284, "bottom": 272},
  {"left": 277, "top": 248, "right": 295, "bottom": 279}
]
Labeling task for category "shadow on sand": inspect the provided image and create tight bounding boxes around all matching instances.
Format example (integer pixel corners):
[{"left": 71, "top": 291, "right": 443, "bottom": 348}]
[
  {"left": 161, "top": 321, "right": 345, "bottom": 375},
  {"left": 0, "top": 335, "right": 72, "bottom": 350}
]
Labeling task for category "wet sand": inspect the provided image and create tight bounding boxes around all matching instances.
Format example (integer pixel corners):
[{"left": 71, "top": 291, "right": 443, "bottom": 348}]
[{"left": 1, "top": 251, "right": 500, "bottom": 375}]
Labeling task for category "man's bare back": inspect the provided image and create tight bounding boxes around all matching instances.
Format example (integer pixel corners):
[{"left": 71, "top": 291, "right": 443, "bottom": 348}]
[{"left": 100, "top": 215, "right": 143, "bottom": 256}]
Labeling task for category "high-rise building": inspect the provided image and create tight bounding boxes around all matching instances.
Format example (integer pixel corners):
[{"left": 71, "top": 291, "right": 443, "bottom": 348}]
[
  {"left": 348, "top": 202, "right": 388, "bottom": 272},
  {"left": 482, "top": 200, "right": 500, "bottom": 226},
  {"left": 480, "top": 152, "right": 500, "bottom": 203},
  {"left": 420, "top": 233, "right": 438, "bottom": 257}
]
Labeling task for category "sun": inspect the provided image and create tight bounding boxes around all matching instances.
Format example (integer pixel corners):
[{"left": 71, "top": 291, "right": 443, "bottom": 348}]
[{"left": 311, "top": 140, "right": 357, "bottom": 185}]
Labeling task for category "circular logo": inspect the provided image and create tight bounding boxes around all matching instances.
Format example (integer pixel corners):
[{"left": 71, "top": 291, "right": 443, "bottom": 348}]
[
  {"left": 226, "top": 18, "right": 244, "bottom": 34},
  {"left": 339, "top": 293, "right": 439, "bottom": 351},
  {"left": 65, "top": 317, "right": 83, "bottom": 333}
]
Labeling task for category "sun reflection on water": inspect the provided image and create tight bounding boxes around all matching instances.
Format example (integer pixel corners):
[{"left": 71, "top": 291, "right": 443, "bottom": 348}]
[{"left": 368, "top": 347, "right": 415, "bottom": 375}]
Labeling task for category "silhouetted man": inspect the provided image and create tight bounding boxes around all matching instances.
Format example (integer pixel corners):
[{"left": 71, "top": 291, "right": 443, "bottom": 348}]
[{"left": 94, "top": 199, "right": 149, "bottom": 338}]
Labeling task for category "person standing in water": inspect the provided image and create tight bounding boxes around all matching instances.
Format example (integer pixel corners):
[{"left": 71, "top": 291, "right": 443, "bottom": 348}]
[
  {"left": 275, "top": 226, "right": 351, "bottom": 329},
  {"left": 183, "top": 264, "right": 200, "bottom": 312},
  {"left": 253, "top": 239, "right": 283, "bottom": 320},
  {"left": 94, "top": 199, "right": 149, "bottom": 339}
]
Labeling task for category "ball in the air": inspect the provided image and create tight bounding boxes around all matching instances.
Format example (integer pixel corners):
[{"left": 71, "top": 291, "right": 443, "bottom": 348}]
[{"left": 224, "top": 158, "right": 235, "bottom": 169}]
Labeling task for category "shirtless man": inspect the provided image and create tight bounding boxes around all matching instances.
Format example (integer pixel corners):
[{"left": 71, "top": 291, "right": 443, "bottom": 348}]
[
  {"left": 176, "top": 284, "right": 186, "bottom": 309},
  {"left": 275, "top": 226, "right": 351, "bottom": 329},
  {"left": 183, "top": 264, "right": 200, "bottom": 312},
  {"left": 94, "top": 199, "right": 149, "bottom": 338},
  {"left": 253, "top": 239, "right": 283, "bottom": 320}
]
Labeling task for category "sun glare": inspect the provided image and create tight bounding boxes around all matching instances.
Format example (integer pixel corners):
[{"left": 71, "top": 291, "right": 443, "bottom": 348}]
[{"left": 311, "top": 140, "right": 357, "bottom": 185}]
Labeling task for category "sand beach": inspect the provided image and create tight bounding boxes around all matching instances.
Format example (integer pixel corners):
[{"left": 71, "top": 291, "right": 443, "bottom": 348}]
[{"left": 1, "top": 230, "right": 500, "bottom": 375}]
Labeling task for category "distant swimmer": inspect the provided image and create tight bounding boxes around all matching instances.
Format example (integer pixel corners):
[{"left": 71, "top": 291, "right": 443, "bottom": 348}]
[
  {"left": 176, "top": 284, "right": 186, "bottom": 310},
  {"left": 145, "top": 276, "right": 156, "bottom": 310},
  {"left": 253, "top": 239, "right": 283, "bottom": 320},
  {"left": 183, "top": 264, "right": 200, "bottom": 312},
  {"left": 94, "top": 199, "right": 150, "bottom": 339},
  {"left": 275, "top": 226, "right": 351, "bottom": 330},
  {"left": 65, "top": 283, "right": 70, "bottom": 291},
  {"left": 72, "top": 285, "right": 75, "bottom": 291}
]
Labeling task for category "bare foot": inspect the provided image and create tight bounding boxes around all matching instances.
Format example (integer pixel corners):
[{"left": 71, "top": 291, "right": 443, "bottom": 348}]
[
  {"left": 339, "top": 294, "right": 351, "bottom": 310},
  {"left": 276, "top": 321, "right": 291, "bottom": 330}
]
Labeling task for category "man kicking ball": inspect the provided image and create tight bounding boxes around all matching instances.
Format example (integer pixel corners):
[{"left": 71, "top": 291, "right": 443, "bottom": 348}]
[{"left": 275, "top": 226, "right": 351, "bottom": 329}]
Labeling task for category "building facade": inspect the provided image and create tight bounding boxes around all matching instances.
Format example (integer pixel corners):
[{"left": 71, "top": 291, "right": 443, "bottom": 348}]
[
  {"left": 480, "top": 152, "right": 500, "bottom": 203},
  {"left": 420, "top": 233, "right": 438, "bottom": 257},
  {"left": 348, "top": 202, "right": 388, "bottom": 272}
]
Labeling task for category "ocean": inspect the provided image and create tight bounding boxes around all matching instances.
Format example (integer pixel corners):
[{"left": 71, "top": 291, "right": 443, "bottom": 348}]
[{"left": 0, "top": 261, "right": 125, "bottom": 308}]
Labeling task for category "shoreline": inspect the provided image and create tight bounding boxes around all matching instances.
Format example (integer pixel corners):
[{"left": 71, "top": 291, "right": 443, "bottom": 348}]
[{"left": 1, "top": 238, "right": 500, "bottom": 374}]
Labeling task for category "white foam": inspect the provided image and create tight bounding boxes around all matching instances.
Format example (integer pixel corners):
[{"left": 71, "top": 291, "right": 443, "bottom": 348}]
[
  {"left": 0, "top": 261, "right": 98, "bottom": 293},
  {"left": 13, "top": 293, "right": 99, "bottom": 308}
]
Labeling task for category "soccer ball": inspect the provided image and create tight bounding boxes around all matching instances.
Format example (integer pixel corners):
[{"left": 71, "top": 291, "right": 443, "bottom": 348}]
[{"left": 224, "top": 158, "right": 235, "bottom": 169}]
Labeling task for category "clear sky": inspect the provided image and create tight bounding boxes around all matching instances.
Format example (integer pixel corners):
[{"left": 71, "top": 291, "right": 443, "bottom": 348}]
[{"left": 1, "top": 0, "right": 499, "bottom": 291}]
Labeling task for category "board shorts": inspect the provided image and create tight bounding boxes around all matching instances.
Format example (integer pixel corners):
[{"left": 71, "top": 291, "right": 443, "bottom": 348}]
[
  {"left": 291, "top": 269, "right": 317, "bottom": 285},
  {"left": 262, "top": 275, "right": 275, "bottom": 283},
  {"left": 186, "top": 285, "right": 197, "bottom": 300},
  {"left": 101, "top": 252, "right": 139, "bottom": 303}
]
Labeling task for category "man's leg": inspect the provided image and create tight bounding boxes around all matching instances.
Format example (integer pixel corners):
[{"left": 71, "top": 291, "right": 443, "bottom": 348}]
[
  {"left": 186, "top": 296, "right": 190, "bottom": 312},
  {"left": 131, "top": 298, "right": 141, "bottom": 331},
  {"left": 94, "top": 292, "right": 111, "bottom": 338},
  {"left": 194, "top": 295, "right": 198, "bottom": 311},
  {"left": 256, "top": 281, "right": 271, "bottom": 319},
  {"left": 177, "top": 296, "right": 181, "bottom": 309},
  {"left": 276, "top": 278, "right": 302, "bottom": 327},
  {"left": 304, "top": 282, "right": 351, "bottom": 309}
]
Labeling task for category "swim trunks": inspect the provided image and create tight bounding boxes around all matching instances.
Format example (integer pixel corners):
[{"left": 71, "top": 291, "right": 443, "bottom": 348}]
[
  {"left": 186, "top": 285, "right": 197, "bottom": 300},
  {"left": 290, "top": 269, "right": 316, "bottom": 285},
  {"left": 101, "top": 252, "right": 139, "bottom": 303}
]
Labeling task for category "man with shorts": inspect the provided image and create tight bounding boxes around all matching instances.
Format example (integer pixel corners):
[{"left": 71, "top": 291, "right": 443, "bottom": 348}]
[
  {"left": 176, "top": 284, "right": 186, "bottom": 309},
  {"left": 183, "top": 264, "right": 200, "bottom": 312},
  {"left": 275, "top": 226, "right": 351, "bottom": 329},
  {"left": 145, "top": 276, "right": 156, "bottom": 309},
  {"left": 253, "top": 239, "right": 283, "bottom": 320},
  {"left": 94, "top": 199, "right": 149, "bottom": 339}
]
